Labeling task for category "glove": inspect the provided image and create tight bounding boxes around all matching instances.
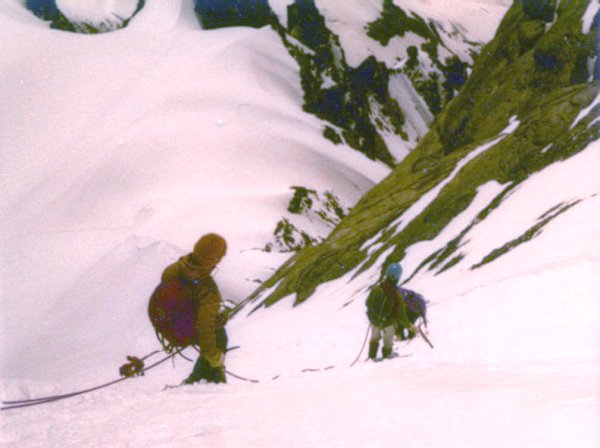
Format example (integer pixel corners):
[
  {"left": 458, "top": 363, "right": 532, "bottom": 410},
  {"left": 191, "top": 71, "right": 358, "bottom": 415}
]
[
  {"left": 204, "top": 350, "right": 225, "bottom": 369},
  {"left": 408, "top": 325, "right": 418, "bottom": 338},
  {"left": 119, "top": 356, "right": 144, "bottom": 378},
  {"left": 215, "top": 308, "right": 231, "bottom": 328}
]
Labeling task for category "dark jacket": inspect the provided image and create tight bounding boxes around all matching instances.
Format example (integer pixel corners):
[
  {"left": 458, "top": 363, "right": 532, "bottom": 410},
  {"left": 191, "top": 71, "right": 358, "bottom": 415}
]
[{"left": 366, "top": 279, "right": 412, "bottom": 329}]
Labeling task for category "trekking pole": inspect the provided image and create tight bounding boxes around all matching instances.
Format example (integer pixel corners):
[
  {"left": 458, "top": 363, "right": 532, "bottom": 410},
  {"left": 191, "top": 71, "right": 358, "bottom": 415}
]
[
  {"left": 350, "top": 324, "right": 371, "bottom": 367},
  {"left": 418, "top": 324, "right": 434, "bottom": 349},
  {"left": 1, "top": 350, "right": 174, "bottom": 412}
]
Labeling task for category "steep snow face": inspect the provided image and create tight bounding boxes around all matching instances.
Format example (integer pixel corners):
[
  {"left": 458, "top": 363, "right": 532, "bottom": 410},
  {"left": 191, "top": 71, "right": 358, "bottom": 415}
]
[
  {"left": 19, "top": 0, "right": 511, "bottom": 165},
  {"left": 2, "top": 1, "right": 598, "bottom": 447},
  {"left": 0, "top": 0, "right": 389, "bottom": 381},
  {"left": 2, "top": 122, "right": 599, "bottom": 448}
]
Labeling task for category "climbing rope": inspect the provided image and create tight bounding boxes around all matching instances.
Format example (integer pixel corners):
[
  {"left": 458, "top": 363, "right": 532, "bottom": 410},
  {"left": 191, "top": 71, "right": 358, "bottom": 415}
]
[
  {"left": 350, "top": 324, "right": 371, "bottom": 367},
  {"left": 225, "top": 370, "right": 259, "bottom": 383},
  {"left": 1, "top": 350, "right": 172, "bottom": 412},
  {"left": 3, "top": 327, "right": 434, "bottom": 411}
]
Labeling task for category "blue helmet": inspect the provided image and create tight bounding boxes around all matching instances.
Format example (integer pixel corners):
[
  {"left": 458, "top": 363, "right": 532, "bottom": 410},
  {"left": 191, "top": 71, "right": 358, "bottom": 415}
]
[{"left": 385, "top": 263, "right": 402, "bottom": 284}]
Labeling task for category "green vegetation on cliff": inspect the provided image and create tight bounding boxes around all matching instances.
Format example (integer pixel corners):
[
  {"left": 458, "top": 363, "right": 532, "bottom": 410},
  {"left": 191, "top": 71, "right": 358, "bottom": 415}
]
[
  {"left": 245, "top": 0, "right": 599, "bottom": 309},
  {"left": 265, "top": 187, "right": 349, "bottom": 253},
  {"left": 367, "top": 0, "right": 471, "bottom": 116},
  {"left": 275, "top": 0, "right": 406, "bottom": 165}
]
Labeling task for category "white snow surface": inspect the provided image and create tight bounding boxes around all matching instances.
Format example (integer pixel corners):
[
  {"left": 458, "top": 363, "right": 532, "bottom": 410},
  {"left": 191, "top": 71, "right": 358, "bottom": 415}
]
[
  {"left": 386, "top": 116, "right": 520, "bottom": 237},
  {"left": 56, "top": 0, "right": 139, "bottom": 27},
  {"left": 269, "top": 0, "right": 295, "bottom": 28},
  {"left": 2, "top": 1, "right": 600, "bottom": 447},
  {"left": 582, "top": 0, "right": 600, "bottom": 34},
  {"left": 1, "top": 0, "right": 387, "bottom": 384},
  {"left": 315, "top": 0, "right": 509, "bottom": 67}
]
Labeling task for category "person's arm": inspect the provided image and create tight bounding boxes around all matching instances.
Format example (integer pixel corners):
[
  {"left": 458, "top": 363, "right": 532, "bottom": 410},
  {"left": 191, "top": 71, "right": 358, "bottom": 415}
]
[
  {"left": 195, "top": 286, "right": 224, "bottom": 367},
  {"left": 394, "top": 289, "right": 414, "bottom": 331}
]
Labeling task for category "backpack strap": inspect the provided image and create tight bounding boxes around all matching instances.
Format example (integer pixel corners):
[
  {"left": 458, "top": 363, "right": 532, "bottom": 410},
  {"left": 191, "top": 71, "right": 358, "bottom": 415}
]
[{"left": 188, "top": 276, "right": 218, "bottom": 306}]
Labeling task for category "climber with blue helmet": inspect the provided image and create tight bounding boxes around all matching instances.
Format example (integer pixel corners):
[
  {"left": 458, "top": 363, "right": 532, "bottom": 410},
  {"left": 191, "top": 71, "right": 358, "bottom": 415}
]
[{"left": 365, "top": 262, "right": 426, "bottom": 360}]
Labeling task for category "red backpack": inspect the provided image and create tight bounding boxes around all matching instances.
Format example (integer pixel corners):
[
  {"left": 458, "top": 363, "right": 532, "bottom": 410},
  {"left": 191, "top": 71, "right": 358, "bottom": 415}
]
[{"left": 148, "top": 278, "right": 198, "bottom": 352}]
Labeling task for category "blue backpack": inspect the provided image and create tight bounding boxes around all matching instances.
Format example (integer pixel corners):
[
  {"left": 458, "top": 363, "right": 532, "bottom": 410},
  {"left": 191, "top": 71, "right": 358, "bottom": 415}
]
[
  {"left": 393, "top": 287, "right": 427, "bottom": 340},
  {"left": 398, "top": 287, "right": 428, "bottom": 326}
]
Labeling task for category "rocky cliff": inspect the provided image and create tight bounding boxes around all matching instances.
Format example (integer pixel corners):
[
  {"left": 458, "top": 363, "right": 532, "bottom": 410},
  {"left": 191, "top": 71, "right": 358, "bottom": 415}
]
[{"left": 245, "top": 0, "right": 599, "bottom": 309}]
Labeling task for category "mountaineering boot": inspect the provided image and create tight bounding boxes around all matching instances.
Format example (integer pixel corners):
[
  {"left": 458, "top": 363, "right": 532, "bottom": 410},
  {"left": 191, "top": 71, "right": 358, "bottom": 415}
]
[
  {"left": 184, "top": 356, "right": 210, "bottom": 384},
  {"left": 368, "top": 341, "right": 379, "bottom": 360},
  {"left": 184, "top": 357, "right": 227, "bottom": 384},
  {"left": 381, "top": 346, "right": 393, "bottom": 359}
]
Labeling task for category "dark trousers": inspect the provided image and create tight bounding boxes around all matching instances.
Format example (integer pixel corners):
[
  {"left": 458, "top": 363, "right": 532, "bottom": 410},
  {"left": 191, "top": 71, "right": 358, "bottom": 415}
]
[{"left": 185, "top": 328, "right": 228, "bottom": 384}]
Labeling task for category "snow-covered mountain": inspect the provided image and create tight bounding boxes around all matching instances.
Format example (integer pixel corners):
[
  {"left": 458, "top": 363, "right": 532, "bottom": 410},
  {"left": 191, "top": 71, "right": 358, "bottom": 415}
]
[
  {"left": 2, "top": 0, "right": 390, "bottom": 377},
  {"left": 1, "top": 1, "right": 599, "bottom": 447},
  {"left": 252, "top": 0, "right": 599, "bottom": 308},
  {"left": 23, "top": 0, "right": 510, "bottom": 164}
]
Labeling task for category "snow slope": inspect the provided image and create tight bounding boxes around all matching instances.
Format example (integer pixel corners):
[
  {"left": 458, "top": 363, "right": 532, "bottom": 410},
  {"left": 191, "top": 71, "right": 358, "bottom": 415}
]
[
  {"left": 1, "top": 0, "right": 388, "bottom": 381},
  {"left": 2, "top": 138, "right": 599, "bottom": 447},
  {"left": 55, "top": 0, "right": 140, "bottom": 27},
  {"left": 315, "top": 0, "right": 508, "bottom": 67},
  {"left": 2, "top": 1, "right": 599, "bottom": 447}
]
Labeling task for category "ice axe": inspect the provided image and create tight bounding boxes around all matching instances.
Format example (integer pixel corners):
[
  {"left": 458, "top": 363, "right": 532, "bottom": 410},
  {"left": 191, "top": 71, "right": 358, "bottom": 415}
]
[{"left": 417, "top": 324, "right": 434, "bottom": 349}]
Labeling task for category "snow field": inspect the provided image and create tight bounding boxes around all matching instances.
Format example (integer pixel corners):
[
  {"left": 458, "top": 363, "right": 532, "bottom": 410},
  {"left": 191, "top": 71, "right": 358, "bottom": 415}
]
[{"left": 2, "top": 1, "right": 598, "bottom": 447}]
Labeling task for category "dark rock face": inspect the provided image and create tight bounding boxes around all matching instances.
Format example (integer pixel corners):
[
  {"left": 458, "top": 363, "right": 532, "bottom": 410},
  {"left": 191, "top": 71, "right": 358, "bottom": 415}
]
[
  {"left": 193, "top": 0, "right": 274, "bottom": 29},
  {"left": 245, "top": 1, "right": 599, "bottom": 308},
  {"left": 26, "top": 0, "right": 77, "bottom": 31},
  {"left": 287, "top": 0, "right": 329, "bottom": 47},
  {"left": 521, "top": 0, "right": 555, "bottom": 22},
  {"left": 352, "top": 56, "right": 389, "bottom": 101},
  {"left": 26, "top": 0, "right": 60, "bottom": 21},
  {"left": 366, "top": 0, "right": 472, "bottom": 115},
  {"left": 278, "top": 0, "right": 400, "bottom": 165},
  {"left": 592, "top": 10, "right": 600, "bottom": 80}
]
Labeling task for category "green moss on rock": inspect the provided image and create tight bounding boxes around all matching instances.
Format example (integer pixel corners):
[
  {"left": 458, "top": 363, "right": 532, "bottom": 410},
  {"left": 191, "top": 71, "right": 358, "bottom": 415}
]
[
  {"left": 323, "top": 126, "right": 343, "bottom": 144},
  {"left": 517, "top": 20, "right": 546, "bottom": 53},
  {"left": 366, "top": 0, "right": 437, "bottom": 45},
  {"left": 471, "top": 200, "right": 581, "bottom": 269},
  {"left": 241, "top": 0, "right": 599, "bottom": 310},
  {"left": 288, "top": 187, "right": 316, "bottom": 214}
]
